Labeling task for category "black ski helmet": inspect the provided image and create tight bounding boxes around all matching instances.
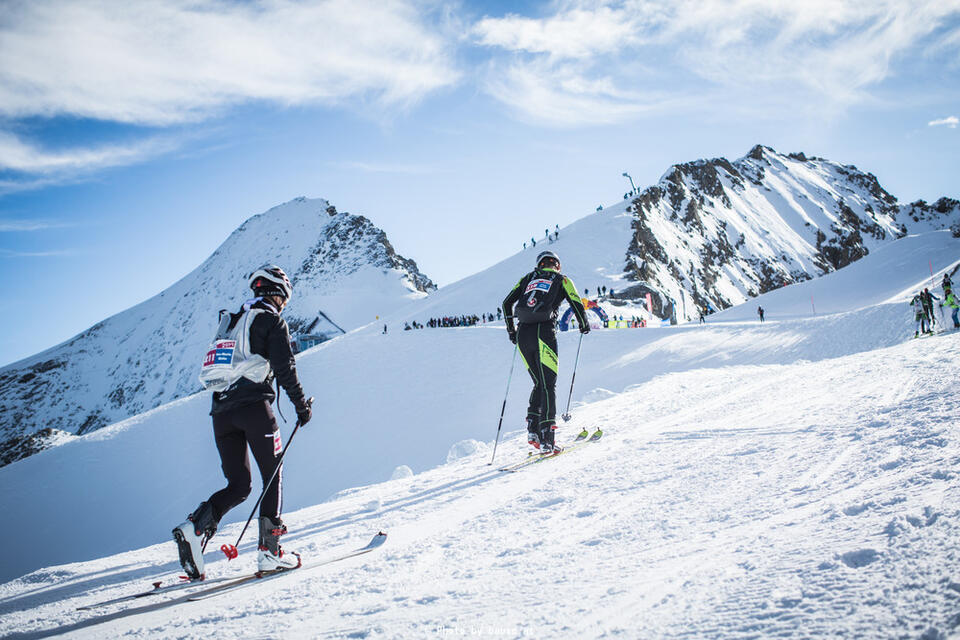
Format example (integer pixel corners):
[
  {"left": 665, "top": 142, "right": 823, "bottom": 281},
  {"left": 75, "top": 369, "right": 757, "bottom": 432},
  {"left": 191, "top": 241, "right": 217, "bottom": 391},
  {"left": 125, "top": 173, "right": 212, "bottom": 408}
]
[
  {"left": 536, "top": 250, "right": 560, "bottom": 270},
  {"left": 249, "top": 264, "right": 293, "bottom": 301}
]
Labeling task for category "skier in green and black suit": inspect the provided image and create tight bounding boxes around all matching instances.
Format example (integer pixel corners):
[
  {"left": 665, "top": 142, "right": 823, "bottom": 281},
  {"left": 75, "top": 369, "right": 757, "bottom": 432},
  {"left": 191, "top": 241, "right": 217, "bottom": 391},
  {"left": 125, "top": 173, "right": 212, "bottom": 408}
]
[{"left": 502, "top": 251, "right": 590, "bottom": 453}]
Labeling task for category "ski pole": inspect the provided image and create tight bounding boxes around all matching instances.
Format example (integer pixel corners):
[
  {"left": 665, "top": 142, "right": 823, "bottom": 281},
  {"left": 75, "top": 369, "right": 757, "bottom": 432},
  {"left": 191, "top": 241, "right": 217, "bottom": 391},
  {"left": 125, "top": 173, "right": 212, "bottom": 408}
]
[
  {"left": 561, "top": 332, "right": 584, "bottom": 422},
  {"left": 219, "top": 397, "right": 313, "bottom": 560},
  {"left": 488, "top": 346, "right": 519, "bottom": 465}
]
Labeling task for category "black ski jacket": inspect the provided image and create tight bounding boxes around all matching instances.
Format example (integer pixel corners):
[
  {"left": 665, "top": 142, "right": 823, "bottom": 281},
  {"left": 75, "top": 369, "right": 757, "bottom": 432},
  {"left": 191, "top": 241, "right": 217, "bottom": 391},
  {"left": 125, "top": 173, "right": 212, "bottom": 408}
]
[
  {"left": 211, "top": 299, "right": 308, "bottom": 415},
  {"left": 502, "top": 267, "right": 589, "bottom": 333}
]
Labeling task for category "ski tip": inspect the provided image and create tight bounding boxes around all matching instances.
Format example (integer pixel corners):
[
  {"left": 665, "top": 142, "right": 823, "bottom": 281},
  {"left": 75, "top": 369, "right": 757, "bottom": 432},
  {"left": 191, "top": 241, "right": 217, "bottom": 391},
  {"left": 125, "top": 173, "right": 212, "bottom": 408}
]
[{"left": 367, "top": 532, "right": 388, "bottom": 548}]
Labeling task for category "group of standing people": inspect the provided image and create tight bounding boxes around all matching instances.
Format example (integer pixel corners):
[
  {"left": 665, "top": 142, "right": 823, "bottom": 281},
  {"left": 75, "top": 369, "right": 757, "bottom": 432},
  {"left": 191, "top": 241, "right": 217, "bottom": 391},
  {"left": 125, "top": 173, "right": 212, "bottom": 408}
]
[
  {"left": 910, "top": 273, "right": 958, "bottom": 337},
  {"left": 407, "top": 313, "right": 498, "bottom": 330}
]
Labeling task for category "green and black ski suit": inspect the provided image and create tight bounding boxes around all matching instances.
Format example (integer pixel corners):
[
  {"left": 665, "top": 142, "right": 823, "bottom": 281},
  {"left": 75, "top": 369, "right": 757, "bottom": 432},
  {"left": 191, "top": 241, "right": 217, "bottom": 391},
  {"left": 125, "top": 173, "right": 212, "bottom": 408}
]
[{"left": 502, "top": 267, "right": 589, "bottom": 445}]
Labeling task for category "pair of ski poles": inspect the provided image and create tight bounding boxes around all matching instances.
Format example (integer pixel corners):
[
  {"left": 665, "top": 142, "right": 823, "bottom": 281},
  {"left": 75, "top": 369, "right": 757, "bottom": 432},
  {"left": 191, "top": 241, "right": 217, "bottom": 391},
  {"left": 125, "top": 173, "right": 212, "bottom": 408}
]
[{"left": 489, "top": 332, "right": 584, "bottom": 465}]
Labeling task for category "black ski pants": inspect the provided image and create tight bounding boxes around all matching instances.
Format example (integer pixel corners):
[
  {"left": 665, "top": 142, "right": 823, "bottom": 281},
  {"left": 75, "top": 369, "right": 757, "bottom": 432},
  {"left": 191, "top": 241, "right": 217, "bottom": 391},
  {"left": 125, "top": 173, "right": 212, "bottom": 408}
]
[
  {"left": 208, "top": 400, "right": 283, "bottom": 523},
  {"left": 517, "top": 322, "right": 559, "bottom": 442}
]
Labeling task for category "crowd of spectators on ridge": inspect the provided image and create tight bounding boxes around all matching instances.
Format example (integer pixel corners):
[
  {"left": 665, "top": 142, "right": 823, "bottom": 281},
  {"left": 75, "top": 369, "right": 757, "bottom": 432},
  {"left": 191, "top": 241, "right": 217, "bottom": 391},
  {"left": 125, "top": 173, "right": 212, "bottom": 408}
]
[{"left": 405, "top": 310, "right": 502, "bottom": 331}]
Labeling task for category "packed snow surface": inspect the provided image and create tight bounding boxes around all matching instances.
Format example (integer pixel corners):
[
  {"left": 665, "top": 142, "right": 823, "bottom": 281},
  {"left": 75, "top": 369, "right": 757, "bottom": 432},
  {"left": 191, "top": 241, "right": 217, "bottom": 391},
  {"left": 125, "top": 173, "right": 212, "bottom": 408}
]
[{"left": 0, "top": 231, "right": 958, "bottom": 638}]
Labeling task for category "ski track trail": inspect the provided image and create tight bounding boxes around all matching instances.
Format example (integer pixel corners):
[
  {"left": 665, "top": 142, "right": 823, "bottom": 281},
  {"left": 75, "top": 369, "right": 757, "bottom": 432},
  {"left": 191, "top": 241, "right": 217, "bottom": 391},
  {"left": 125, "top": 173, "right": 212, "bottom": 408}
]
[{"left": 0, "top": 327, "right": 958, "bottom": 639}]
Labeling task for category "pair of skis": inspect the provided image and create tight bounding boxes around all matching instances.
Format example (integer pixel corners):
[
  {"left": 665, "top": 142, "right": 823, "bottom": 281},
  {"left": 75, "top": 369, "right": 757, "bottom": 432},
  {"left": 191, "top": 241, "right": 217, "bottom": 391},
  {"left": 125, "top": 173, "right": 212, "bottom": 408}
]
[
  {"left": 498, "top": 428, "right": 603, "bottom": 472},
  {"left": 77, "top": 532, "right": 387, "bottom": 611}
]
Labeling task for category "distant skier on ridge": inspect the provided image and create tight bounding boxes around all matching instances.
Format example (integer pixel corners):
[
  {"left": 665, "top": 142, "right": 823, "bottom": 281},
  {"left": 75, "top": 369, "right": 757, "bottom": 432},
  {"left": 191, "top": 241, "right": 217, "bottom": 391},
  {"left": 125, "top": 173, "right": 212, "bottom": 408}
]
[
  {"left": 174, "top": 264, "right": 312, "bottom": 580},
  {"left": 502, "top": 250, "right": 589, "bottom": 454}
]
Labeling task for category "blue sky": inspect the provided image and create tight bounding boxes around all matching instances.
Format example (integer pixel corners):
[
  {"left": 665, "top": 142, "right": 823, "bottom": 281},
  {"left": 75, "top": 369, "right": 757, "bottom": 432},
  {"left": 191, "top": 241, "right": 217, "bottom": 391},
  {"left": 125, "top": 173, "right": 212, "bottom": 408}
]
[{"left": 1, "top": 0, "right": 959, "bottom": 366}]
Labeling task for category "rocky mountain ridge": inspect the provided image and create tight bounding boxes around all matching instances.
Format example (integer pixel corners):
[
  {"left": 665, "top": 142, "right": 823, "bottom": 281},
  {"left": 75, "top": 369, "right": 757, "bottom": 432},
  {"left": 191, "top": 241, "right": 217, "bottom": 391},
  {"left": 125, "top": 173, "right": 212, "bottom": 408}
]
[{"left": 621, "top": 145, "right": 959, "bottom": 318}]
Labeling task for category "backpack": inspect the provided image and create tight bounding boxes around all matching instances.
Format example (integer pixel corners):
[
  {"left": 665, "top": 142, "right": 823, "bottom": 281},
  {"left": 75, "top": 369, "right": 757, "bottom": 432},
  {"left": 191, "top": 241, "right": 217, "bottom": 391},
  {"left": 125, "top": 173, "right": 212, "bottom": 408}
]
[
  {"left": 198, "top": 303, "right": 272, "bottom": 392},
  {"left": 515, "top": 270, "right": 562, "bottom": 324}
]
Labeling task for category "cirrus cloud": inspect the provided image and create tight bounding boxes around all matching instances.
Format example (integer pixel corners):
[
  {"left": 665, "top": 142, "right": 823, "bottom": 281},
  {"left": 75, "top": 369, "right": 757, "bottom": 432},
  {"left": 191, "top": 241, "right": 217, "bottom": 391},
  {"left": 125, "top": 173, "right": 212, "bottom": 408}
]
[
  {"left": 0, "top": 131, "right": 179, "bottom": 174},
  {"left": 473, "top": 0, "right": 960, "bottom": 126},
  {"left": 0, "top": 0, "right": 461, "bottom": 126}
]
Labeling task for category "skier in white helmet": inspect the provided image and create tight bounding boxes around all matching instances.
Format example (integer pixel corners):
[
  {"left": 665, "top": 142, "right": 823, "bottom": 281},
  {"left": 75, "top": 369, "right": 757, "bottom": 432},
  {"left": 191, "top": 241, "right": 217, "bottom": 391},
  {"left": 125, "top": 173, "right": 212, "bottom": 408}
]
[{"left": 173, "top": 264, "right": 312, "bottom": 580}]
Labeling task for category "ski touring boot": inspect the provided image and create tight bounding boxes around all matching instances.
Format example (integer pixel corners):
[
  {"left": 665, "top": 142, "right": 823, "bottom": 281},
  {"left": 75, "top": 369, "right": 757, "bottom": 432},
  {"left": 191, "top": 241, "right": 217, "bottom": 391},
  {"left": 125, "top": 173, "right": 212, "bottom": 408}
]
[
  {"left": 527, "top": 430, "right": 541, "bottom": 451},
  {"left": 172, "top": 501, "right": 217, "bottom": 581},
  {"left": 540, "top": 422, "right": 562, "bottom": 455},
  {"left": 526, "top": 415, "right": 541, "bottom": 452},
  {"left": 257, "top": 516, "right": 301, "bottom": 573}
]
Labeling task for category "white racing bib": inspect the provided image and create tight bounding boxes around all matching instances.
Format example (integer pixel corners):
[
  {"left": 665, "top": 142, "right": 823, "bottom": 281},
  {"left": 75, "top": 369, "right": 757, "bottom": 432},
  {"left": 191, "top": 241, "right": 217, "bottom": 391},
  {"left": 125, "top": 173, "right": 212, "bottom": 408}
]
[{"left": 198, "top": 305, "right": 271, "bottom": 392}]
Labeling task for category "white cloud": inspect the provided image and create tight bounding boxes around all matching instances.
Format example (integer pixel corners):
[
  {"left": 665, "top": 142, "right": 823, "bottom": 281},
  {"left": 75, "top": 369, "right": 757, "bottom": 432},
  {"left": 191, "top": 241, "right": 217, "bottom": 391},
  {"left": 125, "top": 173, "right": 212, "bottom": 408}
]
[
  {"left": 929, "top": 116, "right": 959, "bottom": 128},
  {"left": 0, "top": 248, "right": 74, "bottom": 257},
  {"left": 474, "top": 7, "right": 641, "bottom": 59},
  {"left": 0, "top": 0, "right": 460, "bottom": 125},
  {"left": 0, "top": 131, "right": 178, "bottom": 174},
  {"left": 0, "top": 218, "right": 72, "bottom": 232},
  {"left": 483, "top": 58, "right": 690, "bottom": 127},
  {"left": 474, "top": 0, "right": 960, "bottom": 125}
]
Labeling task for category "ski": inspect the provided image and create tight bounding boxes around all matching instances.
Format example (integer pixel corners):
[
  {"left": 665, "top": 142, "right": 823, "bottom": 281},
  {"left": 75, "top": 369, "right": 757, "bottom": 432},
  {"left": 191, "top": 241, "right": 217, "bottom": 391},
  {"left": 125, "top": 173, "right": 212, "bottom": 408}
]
[
  {"left": 523, "top": 428, "right": 603, "bottom": 469},
  {"left": 185, "top": 531, "right": 387, "bottom": 602},
  {"left": 498, "top": 429, "right": 603, "bottom": 472},
  {"left": 76, "top": 575, "right": 232, "bottom": 610},
  {"left": 496, "top": 432, "right": 588, "bottom": 472}
]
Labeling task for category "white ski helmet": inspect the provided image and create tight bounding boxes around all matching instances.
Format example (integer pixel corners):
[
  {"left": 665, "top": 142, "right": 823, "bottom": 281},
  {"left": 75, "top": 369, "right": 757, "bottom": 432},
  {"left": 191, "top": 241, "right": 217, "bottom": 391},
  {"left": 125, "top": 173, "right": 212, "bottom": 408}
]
[
  {"left": 249, "top": 264, "right": 293, "bottom": 301},
  {"left": 536, "top": 250, "right": 560, "bottom": 270}
]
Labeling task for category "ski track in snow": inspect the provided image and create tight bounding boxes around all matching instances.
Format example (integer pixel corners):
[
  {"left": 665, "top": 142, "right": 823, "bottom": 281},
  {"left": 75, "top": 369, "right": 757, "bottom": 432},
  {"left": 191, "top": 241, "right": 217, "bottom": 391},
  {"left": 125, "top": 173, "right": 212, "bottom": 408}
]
[{"left": 1, "top": 233, "right": 959, "bottom": 639}]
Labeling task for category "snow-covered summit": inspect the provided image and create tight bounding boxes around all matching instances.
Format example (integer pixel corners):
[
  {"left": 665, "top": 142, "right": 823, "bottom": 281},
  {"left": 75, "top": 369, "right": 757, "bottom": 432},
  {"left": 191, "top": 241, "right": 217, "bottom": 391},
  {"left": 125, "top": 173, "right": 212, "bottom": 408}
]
[
  {"left": 0, "top": 197, "right": 433, "bottom": 466},
  {"left": 622, "top": 145, "right": 958, "bottom": 318}
]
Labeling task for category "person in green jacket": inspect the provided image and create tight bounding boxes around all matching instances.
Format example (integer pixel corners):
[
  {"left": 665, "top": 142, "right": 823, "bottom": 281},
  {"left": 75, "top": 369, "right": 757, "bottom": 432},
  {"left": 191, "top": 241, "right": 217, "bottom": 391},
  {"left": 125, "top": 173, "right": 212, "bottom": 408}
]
[
  {"left": 943, "top": 289, "right": 959, "bottom": 329},
  {"left": 502, "top": 251, "right": 589, "bottom": 453}
]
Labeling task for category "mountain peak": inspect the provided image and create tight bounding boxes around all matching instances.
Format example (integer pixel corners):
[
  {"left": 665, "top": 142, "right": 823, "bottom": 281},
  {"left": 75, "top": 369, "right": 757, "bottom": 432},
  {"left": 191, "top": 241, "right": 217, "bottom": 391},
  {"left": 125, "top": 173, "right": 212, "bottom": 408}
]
[
  {"left": 624, "top": 145, "right": 956, "bottom": 317},
  {"left": 0, "top": 198, "right": 433, "bottom": 466}
]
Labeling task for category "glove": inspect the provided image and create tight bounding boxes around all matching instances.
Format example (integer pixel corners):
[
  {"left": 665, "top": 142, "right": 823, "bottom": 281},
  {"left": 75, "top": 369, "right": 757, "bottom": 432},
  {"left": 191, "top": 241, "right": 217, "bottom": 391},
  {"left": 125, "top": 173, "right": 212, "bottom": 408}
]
[
  {"left": 580, "top": 324, "right": 591, "bottom": 335},
  {"left": 507, "top": 330, "right": 517, "bottom": 344},
  {"left": 296, "top": 397, "right": 313, "bottom": 426}
]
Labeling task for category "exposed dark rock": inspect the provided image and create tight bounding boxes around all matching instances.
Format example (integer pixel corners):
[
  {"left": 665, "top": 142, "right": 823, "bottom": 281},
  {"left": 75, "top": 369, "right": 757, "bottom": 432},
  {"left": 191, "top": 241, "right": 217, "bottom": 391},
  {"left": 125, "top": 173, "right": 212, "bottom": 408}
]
[{"left": 0, "top": 428, "right": 69, "bottom": 467}]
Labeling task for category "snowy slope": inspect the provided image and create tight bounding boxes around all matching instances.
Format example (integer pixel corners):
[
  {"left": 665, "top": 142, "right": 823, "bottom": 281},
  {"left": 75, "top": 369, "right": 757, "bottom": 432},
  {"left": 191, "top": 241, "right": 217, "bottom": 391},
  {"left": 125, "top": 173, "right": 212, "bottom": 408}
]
[
  {"left": 0, "top": 232, "right": 957, "bottom": 638},
  {"left": 0, "top": 197, "right": 433, "bottom": 465},
  {"left": 0, "top": 229, "right": 955, "bottom": 585}
]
